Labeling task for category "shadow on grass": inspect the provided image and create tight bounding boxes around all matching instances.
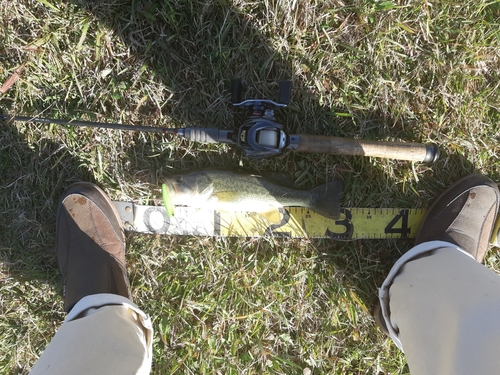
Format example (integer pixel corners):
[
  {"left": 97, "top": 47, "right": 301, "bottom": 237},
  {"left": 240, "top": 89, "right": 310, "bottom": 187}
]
[
  {"left": 0, "top": 124, "right": 94, "bottom": 283},
  {"left": 0, "top": 123, "right": 95, "bottom": 373}
]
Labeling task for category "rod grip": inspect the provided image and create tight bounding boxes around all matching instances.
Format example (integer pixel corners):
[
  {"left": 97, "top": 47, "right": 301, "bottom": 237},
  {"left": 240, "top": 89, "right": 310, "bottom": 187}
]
[
  {"left": 294, "top": 134, "right": 439, "bottom": 162},
  {"left": 182, "top": 127, "right": 234, "bottom": 144}
]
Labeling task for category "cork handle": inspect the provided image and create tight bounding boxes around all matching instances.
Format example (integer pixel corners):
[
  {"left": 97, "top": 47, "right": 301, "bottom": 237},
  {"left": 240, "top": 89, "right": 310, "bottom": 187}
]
[{"left": 294, "top": 134, "right": 439, "bottom": 162}]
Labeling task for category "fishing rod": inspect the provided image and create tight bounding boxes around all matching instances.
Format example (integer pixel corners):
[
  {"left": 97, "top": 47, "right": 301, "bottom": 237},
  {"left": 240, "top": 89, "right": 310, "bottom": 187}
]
[{"left": 0, "top": 80, "right": 439, "bottom": 163}]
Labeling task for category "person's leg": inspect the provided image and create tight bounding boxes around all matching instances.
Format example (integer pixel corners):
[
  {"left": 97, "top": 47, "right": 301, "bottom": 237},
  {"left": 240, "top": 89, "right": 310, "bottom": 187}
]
[
  {"left": 29, "top": 294, "right": 153, "bottom": 375},
  {"left": 377, "top": 174, "right": 500, "bottom": 375},
  {"left": 29, "top": 183, "right": 153, "bottom": 375}
]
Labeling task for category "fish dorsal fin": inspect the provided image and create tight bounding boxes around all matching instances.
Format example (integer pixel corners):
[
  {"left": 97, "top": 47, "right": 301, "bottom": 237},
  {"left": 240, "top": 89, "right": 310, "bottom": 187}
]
[{"left": 258, "top": 172, "right": 295, "bottom": 186}]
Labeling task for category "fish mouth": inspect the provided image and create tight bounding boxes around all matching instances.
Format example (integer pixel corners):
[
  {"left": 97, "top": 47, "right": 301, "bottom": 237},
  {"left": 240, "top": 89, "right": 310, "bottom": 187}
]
[{"left": 162, "top": 180, "right": 178, "bottom": 195}]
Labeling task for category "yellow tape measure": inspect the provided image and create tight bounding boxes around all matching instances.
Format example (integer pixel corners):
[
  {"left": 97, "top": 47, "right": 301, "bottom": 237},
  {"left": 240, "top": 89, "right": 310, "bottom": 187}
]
[
  {"left": 113, "top": 202, "right": 430, "bottom": 240},
  {"left": 211, "top": 207, "right": 427, "bottom": 239},
  {"left": 288, "top": 207, "right": 426, "bottom": 239}
]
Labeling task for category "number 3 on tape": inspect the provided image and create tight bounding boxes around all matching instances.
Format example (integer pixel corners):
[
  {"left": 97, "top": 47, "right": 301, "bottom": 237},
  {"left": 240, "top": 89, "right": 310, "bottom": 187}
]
[{"left": 325, "top": 209, "right": 354, "bottom": 240}]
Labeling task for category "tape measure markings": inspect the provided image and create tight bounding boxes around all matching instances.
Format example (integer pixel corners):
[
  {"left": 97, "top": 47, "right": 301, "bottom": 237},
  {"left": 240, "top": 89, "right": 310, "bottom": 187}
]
[
  {"left": 113, "top": 201, "right": 431, "bottom": 240},
  {"left": 112, "top": 201, "right": 500, "bottom": 246}
]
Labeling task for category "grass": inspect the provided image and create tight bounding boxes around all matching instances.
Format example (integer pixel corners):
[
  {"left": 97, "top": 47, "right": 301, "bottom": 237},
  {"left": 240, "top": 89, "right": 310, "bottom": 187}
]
[{"left": 1, "top": 0, "right": 500, "bottom": 373}]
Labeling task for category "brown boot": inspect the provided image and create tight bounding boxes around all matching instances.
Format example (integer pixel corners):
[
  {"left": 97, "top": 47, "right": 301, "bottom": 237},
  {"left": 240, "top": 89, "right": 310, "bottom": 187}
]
[
  {"left": 56, "top": 182, "right": 131, "bottom": 313},
  {"left": 415, "top": 174, "right": 500, "bottom": 262}
]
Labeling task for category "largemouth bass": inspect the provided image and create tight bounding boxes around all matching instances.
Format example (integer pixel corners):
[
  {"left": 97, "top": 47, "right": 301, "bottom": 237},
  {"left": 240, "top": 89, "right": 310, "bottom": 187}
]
[{"left": 163, "top": 170, "right": 342, "bottom": 219}]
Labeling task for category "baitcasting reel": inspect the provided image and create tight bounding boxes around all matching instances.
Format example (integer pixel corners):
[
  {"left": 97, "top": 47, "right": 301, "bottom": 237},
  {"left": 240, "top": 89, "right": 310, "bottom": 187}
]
[{"left": 231, "top": 80, "right": 297, "bottom": 159}]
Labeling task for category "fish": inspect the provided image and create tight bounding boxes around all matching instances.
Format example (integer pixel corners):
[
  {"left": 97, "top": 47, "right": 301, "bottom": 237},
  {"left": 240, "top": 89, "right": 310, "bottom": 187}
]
[{"left": 162, "top": 169, "right": 342, "bottom": 219}]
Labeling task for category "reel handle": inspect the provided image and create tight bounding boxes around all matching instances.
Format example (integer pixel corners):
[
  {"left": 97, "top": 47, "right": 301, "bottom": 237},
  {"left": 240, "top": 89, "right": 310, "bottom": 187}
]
[{"left": 293, "top": 134, "right": 439, "bottom": 163}]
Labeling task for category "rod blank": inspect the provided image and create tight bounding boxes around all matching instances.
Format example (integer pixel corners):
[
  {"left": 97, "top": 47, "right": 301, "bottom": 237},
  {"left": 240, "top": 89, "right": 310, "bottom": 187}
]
[{"left": 0, "top": 115, "right": 174, "bottom": 134}]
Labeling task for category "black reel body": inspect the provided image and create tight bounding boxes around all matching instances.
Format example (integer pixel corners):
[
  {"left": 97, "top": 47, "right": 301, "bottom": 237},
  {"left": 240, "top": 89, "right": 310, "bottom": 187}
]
[
  {"left": 238, "top": 116, "right": 287, "bottom": 159},
  {"left": 232, "top": 80, "right": 293, "bottom": 159}
]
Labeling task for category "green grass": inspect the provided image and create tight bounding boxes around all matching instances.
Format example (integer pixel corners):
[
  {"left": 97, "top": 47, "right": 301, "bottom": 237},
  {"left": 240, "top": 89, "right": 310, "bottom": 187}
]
[{"left": 1, "top": 0, "right": 500, "bottom": 373}]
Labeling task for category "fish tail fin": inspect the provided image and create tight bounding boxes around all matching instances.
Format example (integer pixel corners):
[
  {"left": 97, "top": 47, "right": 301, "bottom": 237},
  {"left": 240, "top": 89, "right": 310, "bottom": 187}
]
[{"left": 309, "top": 181, "right": 343, "bottom": 220}]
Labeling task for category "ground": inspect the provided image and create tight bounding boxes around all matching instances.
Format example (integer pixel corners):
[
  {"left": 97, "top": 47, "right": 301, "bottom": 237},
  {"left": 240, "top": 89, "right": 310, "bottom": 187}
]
[{"left": 1, "top": 0, "right": 500, "bottom": 373}]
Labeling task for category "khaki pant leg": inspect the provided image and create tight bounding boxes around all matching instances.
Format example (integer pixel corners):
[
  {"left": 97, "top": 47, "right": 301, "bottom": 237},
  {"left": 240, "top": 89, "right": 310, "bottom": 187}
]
[
  {"left": 379, "top": 242, "right": 500, "bottom": 375},
  {"left": 29, "top": 294, "right": 153, "bottom": 375}
]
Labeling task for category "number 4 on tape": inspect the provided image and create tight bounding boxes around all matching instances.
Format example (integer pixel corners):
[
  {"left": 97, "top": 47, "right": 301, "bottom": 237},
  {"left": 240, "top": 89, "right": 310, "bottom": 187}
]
[{"left": 384, "top": 209, "right": 411, "bottom": 238}]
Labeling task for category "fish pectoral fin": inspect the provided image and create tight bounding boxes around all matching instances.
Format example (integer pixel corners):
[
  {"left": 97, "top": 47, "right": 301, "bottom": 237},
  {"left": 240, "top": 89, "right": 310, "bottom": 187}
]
[
  {"left": 254, "top": 208, "right": 282, "bottom": 224},
  {"left": 200, "top": 183, "right": 214, "bottom": 197},
  {"left": 213, "top": 191, "right": 240, "bottom": 203},
  {"left": 212, "top": 190, "right": 236, "bottom": 201}
]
